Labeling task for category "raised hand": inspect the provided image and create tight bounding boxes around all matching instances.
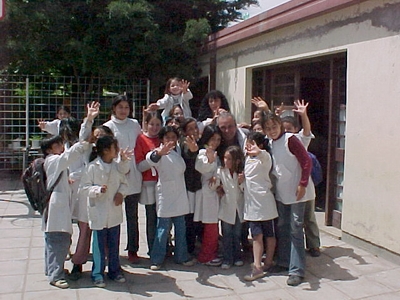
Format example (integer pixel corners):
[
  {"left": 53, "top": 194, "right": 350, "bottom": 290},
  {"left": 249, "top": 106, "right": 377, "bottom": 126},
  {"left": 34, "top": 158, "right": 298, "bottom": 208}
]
[
  {"left": 181, "top": 79, "right": 190, "bottom": 93},
  {"left": 205, "top": 147, "right": 217, "bottom": 163},
  {"left": 146, "top": 103, "right": 160, "bottom": 111},
  {"left": 37, "top": 119, "right": 46, "bottom": 130},
  {"left": 274, "top": 102, "right": 285, "bottom": 116},
  {"left": 293, "top": 99, "right": 309, "bottom": 116},
  {"left": 100, "top": 184, "right": 108, "bottom": 193},
  {"left": 87, "top": 101, "right": 100, "bottom": 122},
  {"left": 245, "top": 140, "right": 261, "bottom": 156},
  {"left": 185, "top": 135, "right": 199, "bottom": 152},
  {"left": 251, "top": 97, "right": 270, "bottom": 112},
  {"left": 157, "top": 141, "right": 176, "bottom": 156},
  {"left": 120, "top": 147, "right": 134, "bottom": 161}
]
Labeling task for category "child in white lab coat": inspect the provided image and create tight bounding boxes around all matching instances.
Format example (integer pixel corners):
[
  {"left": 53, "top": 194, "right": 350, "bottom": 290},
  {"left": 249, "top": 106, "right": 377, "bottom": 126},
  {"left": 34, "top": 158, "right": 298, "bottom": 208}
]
[
  {"left": 79, "top": 135, "right": 129, "bottom": 288},
  {"left": 212, "top": 145, "right": 245, "bottom": 270}
]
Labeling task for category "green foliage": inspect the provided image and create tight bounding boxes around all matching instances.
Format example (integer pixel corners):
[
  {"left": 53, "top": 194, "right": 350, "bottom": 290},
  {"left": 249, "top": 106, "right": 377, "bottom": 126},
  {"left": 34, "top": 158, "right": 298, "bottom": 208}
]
[{"left": 1, "top": 0, "right": 257, "bottom": 91}]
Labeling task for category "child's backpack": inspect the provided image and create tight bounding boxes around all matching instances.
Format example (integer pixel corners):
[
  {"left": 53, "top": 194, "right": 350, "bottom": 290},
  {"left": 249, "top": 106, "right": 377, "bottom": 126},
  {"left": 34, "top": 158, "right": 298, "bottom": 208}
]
[
  {"left": 308, "top": 152, "right": 323, "bottom": 186},
  {"left": 21, "top": 158, "right": 62, "bottom": 214}
]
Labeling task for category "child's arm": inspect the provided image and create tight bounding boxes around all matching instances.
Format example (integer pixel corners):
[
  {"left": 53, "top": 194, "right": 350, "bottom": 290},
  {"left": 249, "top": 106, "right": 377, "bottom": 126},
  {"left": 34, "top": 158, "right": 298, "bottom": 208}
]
[
  {"left": 134, "top": 137, "right": 152, "bottom": 173},
  {"left": 288, "top": 135, "right": 312, "bottom": 200},
  {"left": 114, "top": 171, "right": 128, "bottom": 206},
  {"left": 145, "top": 141, "right": 175, "bottom": 165},
  {"left": 195, "top": 148, "right": 217, "bottom": 174},
  {"left": 116, "top": 147, "right": 133, "bottom": 174},
  {"left": 155, "top": 94, "right": 170, "bottom": 110},
  {"left": 293, "top": 99, "right": 311, "bottom": 137},
  {"left": 38, "top": 119, "right": 59, "bottom": 136},
  {"left": 79, "top": 101, "right": 100, "bottom": 141}
]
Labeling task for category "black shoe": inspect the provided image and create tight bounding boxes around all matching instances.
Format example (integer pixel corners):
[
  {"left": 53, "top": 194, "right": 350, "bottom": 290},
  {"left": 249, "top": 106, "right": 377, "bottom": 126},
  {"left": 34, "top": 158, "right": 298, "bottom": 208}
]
[
  {"left": 287, "top": 275, "right": 303, "bottom": 286},
  {"left": 68, "top": 264, "right": 82, "bottom": 281},
  {"left": 266, "top": 265, "right": 288, "bottom": 274},
  {"left": 309, "top": 247, "right": 321, "bottom": 257}
]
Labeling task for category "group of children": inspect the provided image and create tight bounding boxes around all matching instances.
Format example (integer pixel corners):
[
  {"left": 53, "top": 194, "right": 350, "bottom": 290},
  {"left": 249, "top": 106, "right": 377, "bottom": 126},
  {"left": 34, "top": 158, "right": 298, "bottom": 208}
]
[{"left": 38, "top": 77, "right": 320, "bottom": 290}]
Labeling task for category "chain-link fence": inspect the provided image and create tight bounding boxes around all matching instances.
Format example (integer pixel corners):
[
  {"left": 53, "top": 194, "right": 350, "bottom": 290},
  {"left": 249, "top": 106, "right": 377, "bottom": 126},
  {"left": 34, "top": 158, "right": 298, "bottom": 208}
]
[{"left": 0, "top": 74, "right": 150, "bottom": 171}]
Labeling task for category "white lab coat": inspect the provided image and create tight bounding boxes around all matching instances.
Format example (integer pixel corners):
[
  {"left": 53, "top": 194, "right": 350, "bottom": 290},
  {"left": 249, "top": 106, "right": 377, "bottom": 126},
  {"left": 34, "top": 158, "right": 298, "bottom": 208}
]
[
  {"left": 194, "top": 149, "right": 220, "bottom": 223},
  {"left": 213, "top": 167, "right": 244, "bottom": 225},
  {"left": 79, "top": 158, "right": 128, "bottom": 230},
  {"left": 42, "top": 141, "right": 90, "bottom": 234},
  {"left": 243, "top": 150, "right": 278, "bottom": 221},
  {"left": 146, "top": 146, "right": 189, "bottom": 218},
  {"left": 157, "top": 90, "right": 193, "bottom": 121}
]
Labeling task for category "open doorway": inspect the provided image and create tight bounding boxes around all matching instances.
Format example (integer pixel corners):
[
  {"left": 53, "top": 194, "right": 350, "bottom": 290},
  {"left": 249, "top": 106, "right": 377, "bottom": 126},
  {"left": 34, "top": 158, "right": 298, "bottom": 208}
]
[{"left": 252, "top": 53, "right": 346, "bottom": 228}]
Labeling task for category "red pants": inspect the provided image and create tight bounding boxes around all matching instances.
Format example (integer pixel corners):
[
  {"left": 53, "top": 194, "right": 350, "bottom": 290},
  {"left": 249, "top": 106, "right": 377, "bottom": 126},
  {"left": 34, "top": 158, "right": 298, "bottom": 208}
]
[
  {"left": 71, "top": 221, "right": 92, "bottom": 265},
  {"left": 197, "top": 223, "right": 219, "bottom": 263}
]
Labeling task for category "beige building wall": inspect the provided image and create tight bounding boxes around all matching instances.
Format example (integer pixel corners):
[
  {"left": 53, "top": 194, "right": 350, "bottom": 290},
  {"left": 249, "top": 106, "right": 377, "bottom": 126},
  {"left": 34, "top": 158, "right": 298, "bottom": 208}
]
[
  {"left": 199, "top": 0, "right": 400, "bottom": 254},
  {"left": 343, "top": 35, "right": 400, "bottom": 254}
]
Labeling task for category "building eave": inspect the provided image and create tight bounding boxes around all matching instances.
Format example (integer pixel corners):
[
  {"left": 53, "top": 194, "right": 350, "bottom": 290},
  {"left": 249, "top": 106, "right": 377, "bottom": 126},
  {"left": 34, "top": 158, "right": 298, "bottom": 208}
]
[{"left": 204, "top": 0, "right": 367, "bottom": 52}]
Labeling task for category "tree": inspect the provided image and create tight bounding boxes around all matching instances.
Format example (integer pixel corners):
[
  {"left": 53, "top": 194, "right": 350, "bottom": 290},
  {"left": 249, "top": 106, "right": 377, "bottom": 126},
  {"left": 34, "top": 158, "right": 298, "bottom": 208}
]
[{"left": 0, "top": 0, "right": 257, "bottom": 87}]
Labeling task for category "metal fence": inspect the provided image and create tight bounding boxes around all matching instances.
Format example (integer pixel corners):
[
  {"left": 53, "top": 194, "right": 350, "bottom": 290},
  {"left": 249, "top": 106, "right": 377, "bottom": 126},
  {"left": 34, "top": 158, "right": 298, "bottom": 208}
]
[{"left": 0, "top": 75, "right": 150, "bottom": 171}]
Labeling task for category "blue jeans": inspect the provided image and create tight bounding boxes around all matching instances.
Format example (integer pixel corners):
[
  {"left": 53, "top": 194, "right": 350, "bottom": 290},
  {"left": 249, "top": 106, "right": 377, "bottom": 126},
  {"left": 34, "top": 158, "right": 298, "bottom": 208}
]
[
  {"left": 276, "top": 201, "right": 306, "bottom": 277},
  {"left": 221, "top": 212, "right": 242, "bottom": 265},
  {"left": 151, "top": 215, "right": 189, "bottom": 265},
  {"left": 92, "top": 225, "right": 121, "bottom": 281},
  {"left": 125, "top": 193, "right": 140, "bottom": 253},
  {"left": 44, "top": 232, "right": 71, "bottom": 282}
]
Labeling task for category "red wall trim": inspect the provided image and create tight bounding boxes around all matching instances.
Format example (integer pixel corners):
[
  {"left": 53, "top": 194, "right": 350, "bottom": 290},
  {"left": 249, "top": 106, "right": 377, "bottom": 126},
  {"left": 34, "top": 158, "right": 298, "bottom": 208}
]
[{"left": 205, "top": 0, "right": 365, "bottom": 51}]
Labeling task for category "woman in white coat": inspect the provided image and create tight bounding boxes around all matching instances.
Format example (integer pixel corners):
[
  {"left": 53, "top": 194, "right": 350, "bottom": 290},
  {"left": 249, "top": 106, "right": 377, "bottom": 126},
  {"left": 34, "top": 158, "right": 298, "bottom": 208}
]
[{"left": 103, "top": 95, "right": 142, "bottom": 263}]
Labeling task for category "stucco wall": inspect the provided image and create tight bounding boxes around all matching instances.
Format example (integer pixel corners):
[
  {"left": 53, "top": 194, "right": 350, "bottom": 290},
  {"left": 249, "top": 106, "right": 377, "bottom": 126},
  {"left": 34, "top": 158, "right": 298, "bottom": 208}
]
[{"left": 343, "top": 34, "right": 400, "bottom": 254}]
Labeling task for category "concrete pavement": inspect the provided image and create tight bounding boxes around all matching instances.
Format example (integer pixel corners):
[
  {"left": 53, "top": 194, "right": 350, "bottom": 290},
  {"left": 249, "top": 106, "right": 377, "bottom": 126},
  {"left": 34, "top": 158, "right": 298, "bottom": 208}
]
[{"left": 1, "top": 171, "right": 400, "bottom": 299}]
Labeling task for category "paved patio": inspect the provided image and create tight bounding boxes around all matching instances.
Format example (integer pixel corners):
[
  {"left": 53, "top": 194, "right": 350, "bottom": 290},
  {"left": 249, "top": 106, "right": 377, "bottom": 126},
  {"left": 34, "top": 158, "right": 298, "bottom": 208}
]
[{"left": 1, "top": 171, "right": 400, "bottom": 299}]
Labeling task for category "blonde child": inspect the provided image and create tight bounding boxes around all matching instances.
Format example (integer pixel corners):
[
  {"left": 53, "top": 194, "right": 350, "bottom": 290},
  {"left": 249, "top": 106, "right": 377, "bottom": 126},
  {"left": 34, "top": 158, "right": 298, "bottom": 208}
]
[
  {"left": 263, "top": 112, "right": 314, "bottom": 287},
  {"left": 212, "top": 145, "right": 245, "bottom": 270},
  {"left": 242, "top": 132, "right": 278, "bottom": 281},
  {"left": 195, "top": 125, "right": 222, "bottom": 266},
  {"left": 147, "top": 77, "right": 193, "bottom": 122},
  {"left": 80, "top": 136, "right": 129, "bottom": 288},
  {"left": 38, "top": 106, "right": 71, "bottom": 136}
]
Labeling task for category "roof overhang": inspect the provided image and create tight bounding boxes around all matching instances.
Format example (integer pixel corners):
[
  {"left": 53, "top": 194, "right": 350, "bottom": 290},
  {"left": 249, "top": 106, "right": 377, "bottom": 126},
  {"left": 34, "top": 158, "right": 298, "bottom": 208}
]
[{"left": 204, "top": 0, "right": 367, "bottom": 52}]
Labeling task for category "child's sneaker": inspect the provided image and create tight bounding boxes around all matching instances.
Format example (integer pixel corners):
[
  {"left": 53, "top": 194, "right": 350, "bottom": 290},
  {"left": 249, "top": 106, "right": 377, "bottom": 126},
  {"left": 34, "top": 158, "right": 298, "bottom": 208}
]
[
  {"left": 50, "top": 279, "right": 69, "bottom": 289},
  {"left": 204, "top": 258, "right": 222, "bottom": 266},
  {"left": 244, "top": 267, "right": 265, "bottom": 281},
  {"left": 113, "top": 274, "right": 126, "bottom": 283},
  {"left": 234, "top": 260, "right": 244, "bottom": 267},
  {"left": 221, "top": 263, "right": 231, "bottom": 270},
  {"left": 93, "top": 279, "right": 106, "bottom": 288},
  {"left": 150, "top": 264, "right": 161, "bottom": 270},
  {"left": 182, "top": 259, "right": 196, "bottom": 267}
]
